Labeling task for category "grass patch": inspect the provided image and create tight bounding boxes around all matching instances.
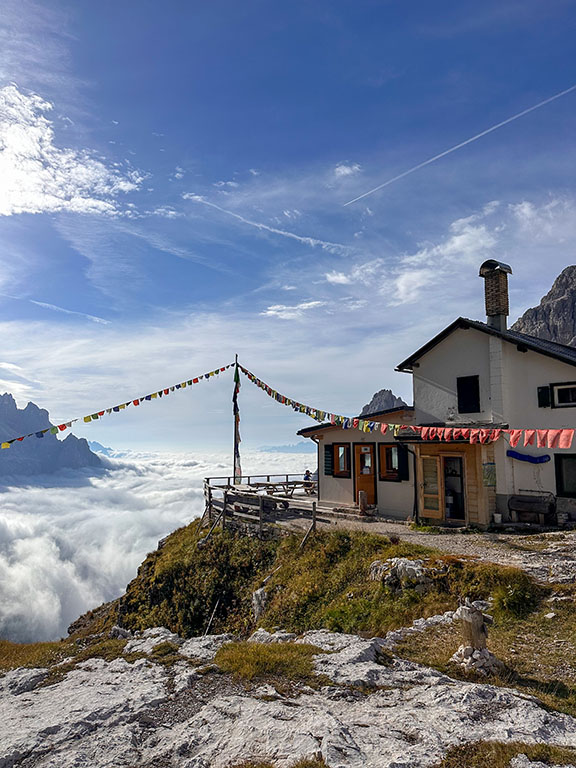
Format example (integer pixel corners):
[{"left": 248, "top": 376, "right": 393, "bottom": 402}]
[
  {"left": 410, "top": 522, "right": 442, "bottom": 534},
  {"left": 149, "top": 641, "right": 183, "bottom": 666},
  {"left": 71, "top": 526, "right": 545, "bottom": 644},
  {"left": 395, "top": 591, "right": 576, "bottom": 718},
  {"left": 435, "top": 740, "right": 576, "bottom": 767},
  {"left": 215, "top": 641, "right": 325, "bottom": 687},
  {"left": 116, "top": 521, "right": 279, "bottom": 637},
  {"left": 0, "top": 639, "right": 74, "bottom": 672},
  {"left": 40, "top": 638, "right": 138, "bottom": 686}
]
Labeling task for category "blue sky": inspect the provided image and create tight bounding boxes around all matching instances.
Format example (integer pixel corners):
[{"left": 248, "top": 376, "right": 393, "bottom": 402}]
[{"left": 0, "top": 0, "right": 575, "bottom": 452}]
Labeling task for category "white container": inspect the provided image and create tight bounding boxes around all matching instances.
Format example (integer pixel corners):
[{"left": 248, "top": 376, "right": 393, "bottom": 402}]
[{"left": 493, "top": 512, "right": 502, "bottom": 525}]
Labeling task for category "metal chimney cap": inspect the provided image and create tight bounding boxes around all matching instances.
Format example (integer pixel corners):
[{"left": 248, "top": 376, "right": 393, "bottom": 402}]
[{"left": 479, "top": 259, "right": 512, "bottom": 277}]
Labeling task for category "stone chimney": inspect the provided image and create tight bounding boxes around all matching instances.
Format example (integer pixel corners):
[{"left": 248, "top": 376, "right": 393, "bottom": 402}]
[{"left": 479, "top": 260, "right": 512, "bottom": 332}]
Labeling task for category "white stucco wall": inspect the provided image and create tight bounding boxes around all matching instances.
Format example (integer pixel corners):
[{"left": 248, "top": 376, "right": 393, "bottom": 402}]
[
  {"left": 497, "top": 343, "right": 576, "bottom": 504},
  {"left": 412, "top": 329, "right": 493, "bottom": 424},
  {"left": 313, "top": 426, "right": 414, "bottom": 518}
]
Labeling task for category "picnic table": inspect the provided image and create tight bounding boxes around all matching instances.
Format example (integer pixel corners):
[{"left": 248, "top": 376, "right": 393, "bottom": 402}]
[{"left": 251, "top": 480, "right": 317, "bottom": 497}]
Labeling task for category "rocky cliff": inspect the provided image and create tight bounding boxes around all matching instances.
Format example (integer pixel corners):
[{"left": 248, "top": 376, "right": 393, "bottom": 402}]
[
  {"left": 0, "top": 393, "right": 101, "bottom": 477},
  {"left": 512, "top": 265, "right": 576, "bottom": 346},
  {"left": 360, "top": 389, "right": 407, "bottom": 416}
]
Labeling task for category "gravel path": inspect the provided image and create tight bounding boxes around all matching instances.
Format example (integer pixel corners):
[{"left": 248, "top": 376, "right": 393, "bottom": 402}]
[{"left": 286, "top": 516, "right": 576, "bottom": 584}]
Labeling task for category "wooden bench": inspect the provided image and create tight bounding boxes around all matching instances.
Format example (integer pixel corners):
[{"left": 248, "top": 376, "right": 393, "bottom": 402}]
[{"left": 508, "top": 493, "right": 557, "bottom": 526}]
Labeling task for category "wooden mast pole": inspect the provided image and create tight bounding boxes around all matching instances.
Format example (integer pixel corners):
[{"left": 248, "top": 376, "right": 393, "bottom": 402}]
[{"left": 232, "top": 353, "right": 242, "bottom": 485}]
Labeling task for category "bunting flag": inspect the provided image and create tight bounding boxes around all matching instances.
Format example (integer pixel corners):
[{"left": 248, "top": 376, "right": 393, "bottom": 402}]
[
  {"left": 238, "top": 363, "right": 575, "bottom": 450},
  {"left": 0, "top": 364, "right": 234, "bottom": 449},
  {"left": 232, "top": 360, "right": 242, "bottom": 483}
]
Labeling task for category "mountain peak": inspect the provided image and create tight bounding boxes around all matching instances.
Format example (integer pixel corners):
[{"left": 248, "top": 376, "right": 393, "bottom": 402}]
[
  {"left": 0, "top": 394, "right": 101, "bottom": 477},
  {"left": 512, "top": 265, "right": 576, "bottom": 346},
  {"left": 360, "top": 388, "right": 408, "bottom": 416}
]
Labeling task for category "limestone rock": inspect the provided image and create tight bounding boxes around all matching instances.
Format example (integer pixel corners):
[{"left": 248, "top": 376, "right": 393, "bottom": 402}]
[
  {"left": 252, "top": 587, "right": 268, "bottom": 622},
  {"left": 3, "top": 631, "right": 576, "bottom": 767},
  {"left": 510, "top": 755, "right": 576, "bottom": 768},
  {"left": 248, "top": 628, "right": 297, "bottom": 644},
  {"left": 450, "top": 644, "right": 504, "bottom": 676},
  {"left": 124, "top": 626, "right": 182, "bottom": 654},
  {"left": 511, "top": 265, "right": 576, "bottom": 347},
  {"left": 179, "top": 633, "right": 235, "bottom": 661},
  {"left": 369, "top": 557, "right": 443, "bottom": 595}
]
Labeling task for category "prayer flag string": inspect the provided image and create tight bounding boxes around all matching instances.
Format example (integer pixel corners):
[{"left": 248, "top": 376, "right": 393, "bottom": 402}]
[
  {"left": 0, "top": 363, "right": 234, "bottom": 449},
  {"left": 238, "top": 364, "right": 575, "bottom": 450}
]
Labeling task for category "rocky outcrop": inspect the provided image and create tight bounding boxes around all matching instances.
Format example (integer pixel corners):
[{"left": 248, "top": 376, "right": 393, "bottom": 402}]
[
  {"left": 512, "top": 265, "right": 576, "bottom": 346},
  {"left": 0, "top": 393, "right": 101, "bottom": 477},
  {"left": 360, "top": 389, "right": 407, "bottom": 416},
  {"left": 369, "top": 557, "right": 446, "bottom": 595},
  {"left": 2, "top": 629, "right": 576, "bottom": 767}
]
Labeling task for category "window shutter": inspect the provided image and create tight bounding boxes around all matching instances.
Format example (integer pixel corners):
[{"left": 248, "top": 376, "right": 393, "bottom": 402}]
[
  {"left": 398, "top": 444, "right": 409, "bottom": 481},
  {"left": 324, "top": 444, "right": 334, "bottom": 476},
  {"left": 538, "top": 386, "right": 551, "bottom": 408}
]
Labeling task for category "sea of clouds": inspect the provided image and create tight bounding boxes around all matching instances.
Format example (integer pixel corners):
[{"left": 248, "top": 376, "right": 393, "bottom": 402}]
[{"left": 0, "top": 450, "right": 313, "bottom": 643}]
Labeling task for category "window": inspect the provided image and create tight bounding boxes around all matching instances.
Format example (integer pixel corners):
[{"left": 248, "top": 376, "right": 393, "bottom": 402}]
[
  {"left": 333, "top": 443, "right": 351, "bottom": 478},
  {"left": 555, "top": 454, "right": 576, "bottom": 498},
  {"left": 457, "top": 375, "right": 480, "bottom": 413},
  {"left": 379, "top": 444, "right": 409, "bottom": 482},
  {"left": 552, "top": 383, "right": 576, "bottom": 408}
]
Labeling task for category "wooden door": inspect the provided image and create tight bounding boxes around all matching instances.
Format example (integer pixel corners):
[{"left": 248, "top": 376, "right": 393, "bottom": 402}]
[
  {"left": 420, "top": 455, "right": 443, "bottom": 519},
  {"left": 354, "top": 444, "right": 376, "bottom": 505}
]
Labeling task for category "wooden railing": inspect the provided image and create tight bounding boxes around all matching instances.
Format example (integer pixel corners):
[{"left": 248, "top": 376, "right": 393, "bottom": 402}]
[{"left": 202, "top": 475, "right": 318, "bottom": 539}]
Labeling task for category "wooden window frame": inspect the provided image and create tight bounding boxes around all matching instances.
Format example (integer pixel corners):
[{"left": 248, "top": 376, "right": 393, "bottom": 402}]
[
  {"left": 379, "top": 444, "right": 400, "bottom": 482},
  {"left": 555, "top": 454, "right": 576, "bottom": 498},
  {"left": 333, "top": 443, "right": 351, "bottom": 478},
  {"left": 378, "top": 443, "right": 409, "bottom": 482},
  {"left": 550, "top": 381, "right": 576, "bottom": 409}
]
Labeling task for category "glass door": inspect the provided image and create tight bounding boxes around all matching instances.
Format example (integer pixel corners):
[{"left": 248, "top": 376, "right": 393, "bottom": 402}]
[{"left": 421, "top": 456, "right": 442, "bottom": 519}]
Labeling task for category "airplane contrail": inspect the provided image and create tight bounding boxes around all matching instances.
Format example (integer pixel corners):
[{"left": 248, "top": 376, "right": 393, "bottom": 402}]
[{"left": 343, "top": 83, "right": 576, "bottom": 207}]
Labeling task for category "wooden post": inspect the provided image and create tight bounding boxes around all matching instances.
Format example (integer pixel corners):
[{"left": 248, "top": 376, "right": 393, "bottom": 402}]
[
  {"left": 222, "top": 491, "right": 228, "bottom": 531},
  {"left": 459, "top": 599, "right": 491, "bottom": 649},
  {"left": 258, "top": 495, "right": 264, "bottom": 538},
  {"left": 205, "top": 482, "right": 213, "bottom": 522},
  {"left": 312, "top": 501, "right": 317, "bottom": 532},
  {"left": 358, "top": 490, "right": 368, "bottom": 516}
]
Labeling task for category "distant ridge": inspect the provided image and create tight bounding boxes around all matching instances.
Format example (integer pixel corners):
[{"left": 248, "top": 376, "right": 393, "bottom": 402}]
[
  {"left": 0, "top": 393, "right": 101, "bottom": 477},
  {"left": 260, "top": 441, "right": 316, "bottom": 454}
]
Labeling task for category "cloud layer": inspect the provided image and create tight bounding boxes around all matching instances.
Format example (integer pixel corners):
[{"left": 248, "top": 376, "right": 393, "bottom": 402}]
[
  {"left": 0, "top": 84, "right": 142, "bottom": 216},
  {"left": 0, "top": 450, "right": 312, "bottom": 642}
]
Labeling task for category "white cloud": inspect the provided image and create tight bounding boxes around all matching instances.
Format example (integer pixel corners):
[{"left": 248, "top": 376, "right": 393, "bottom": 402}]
[
  {"left": 325, "top": 271, "right": 352, "bottom": 285},
  {"left": 389, "top": 268, "right": 437, "bottom": 306},
  {"left": 249, "top": 168, "right": 260, "bottom": 176},
  {"left": 0, "top": 450, "right": 312, "bottom": 641},
  {"left": 334, "top": 162, "right": 362, "bottom": 178},
  {"left": 213, "top": 180, "right": 240, "bottom": 188},
  {"left": 151, "top": 205, "right": 181, "bottom": 219},
  {"left": 260, "top": 300, "right": 327, "bottom": 320},
  {"left": 0, "top": 85, "right": 143, "bottom": 216}
]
